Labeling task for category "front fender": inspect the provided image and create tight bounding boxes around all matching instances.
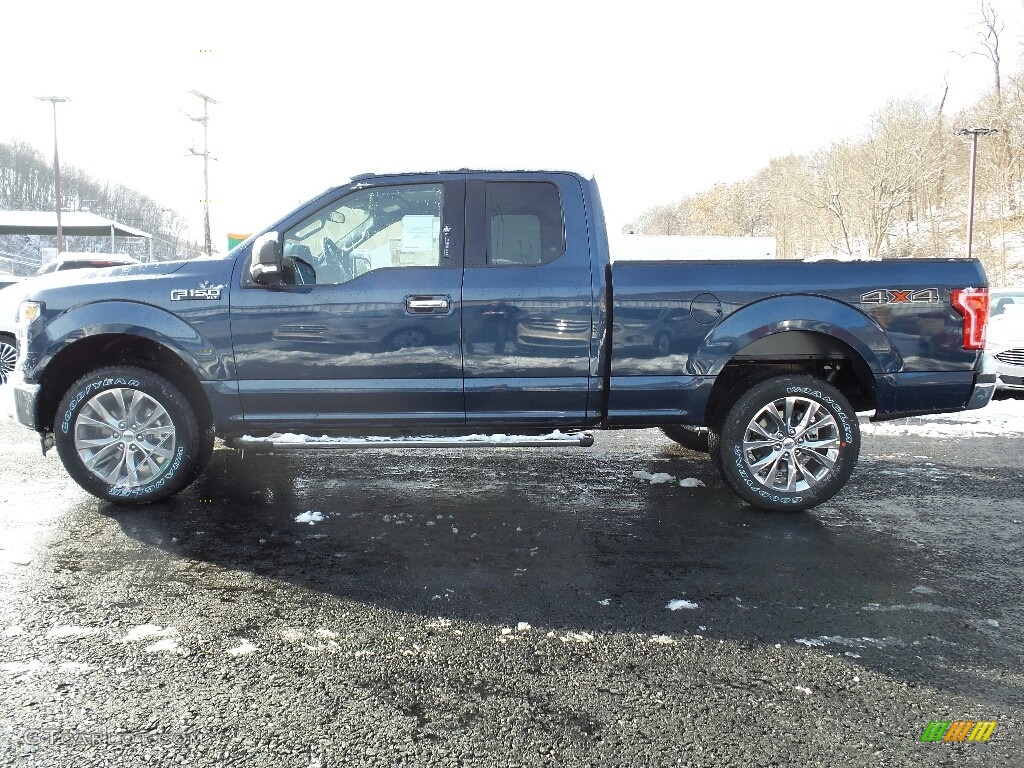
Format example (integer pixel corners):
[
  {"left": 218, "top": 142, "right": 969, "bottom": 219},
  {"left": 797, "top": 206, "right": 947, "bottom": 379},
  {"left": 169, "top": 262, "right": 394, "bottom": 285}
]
[
  {"left": 27, "top": 301, "right": 231, "bottom": 381},
  {"left": 689, "top": 295, "right": 902, "bottom": 376}
]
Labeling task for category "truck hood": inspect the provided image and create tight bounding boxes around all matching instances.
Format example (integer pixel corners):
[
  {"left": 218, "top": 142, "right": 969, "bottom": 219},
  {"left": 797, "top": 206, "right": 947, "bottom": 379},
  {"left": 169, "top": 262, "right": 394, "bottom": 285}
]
[
  {"left": 28, "top": 259, "right": 193, "bottom": 292},
  {"left": 7, "top": 258, "right": 237, "bottom": 328}
]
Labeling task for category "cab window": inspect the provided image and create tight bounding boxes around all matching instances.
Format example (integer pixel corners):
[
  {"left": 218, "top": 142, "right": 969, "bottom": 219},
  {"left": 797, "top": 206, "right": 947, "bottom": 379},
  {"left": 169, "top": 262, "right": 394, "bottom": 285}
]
[
  {"left": 281, "top": 184, "right": 444, "bottom": 285},
  {"left": 485, "top": 182, "right": 565, "bottom": 266}
]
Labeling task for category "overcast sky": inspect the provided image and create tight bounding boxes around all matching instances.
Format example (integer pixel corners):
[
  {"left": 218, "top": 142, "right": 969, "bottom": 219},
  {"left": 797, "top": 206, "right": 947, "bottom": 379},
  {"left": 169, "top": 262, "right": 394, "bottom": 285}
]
[{"left": 1, "top": 0, "right": 1021, "bottom": 251}]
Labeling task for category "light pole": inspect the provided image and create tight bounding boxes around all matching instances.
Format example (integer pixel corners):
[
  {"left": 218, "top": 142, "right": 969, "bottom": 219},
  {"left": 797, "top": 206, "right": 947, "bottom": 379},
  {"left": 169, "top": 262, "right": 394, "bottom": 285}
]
[
  {"left": 36, "top": 96, "right": 71, "bottom": 254},
  {"left": 956, "top": 127, "right": 998, "bottom": 261},
  {"left": 186, "top": 90, "right": 219, "bottom": 258}
]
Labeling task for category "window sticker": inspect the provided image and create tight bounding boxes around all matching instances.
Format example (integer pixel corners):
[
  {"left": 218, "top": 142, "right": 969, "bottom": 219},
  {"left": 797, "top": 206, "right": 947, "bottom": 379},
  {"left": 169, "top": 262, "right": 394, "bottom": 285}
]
[{"left": 401, "top": 215, "right": 436, "bottom": 251}]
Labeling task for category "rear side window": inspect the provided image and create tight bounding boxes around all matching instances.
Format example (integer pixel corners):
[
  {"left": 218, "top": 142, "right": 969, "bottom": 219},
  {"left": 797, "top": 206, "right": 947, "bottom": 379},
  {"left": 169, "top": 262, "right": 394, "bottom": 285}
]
[{"left": 485, "top": 182, "right": 565, "bottom": 266}]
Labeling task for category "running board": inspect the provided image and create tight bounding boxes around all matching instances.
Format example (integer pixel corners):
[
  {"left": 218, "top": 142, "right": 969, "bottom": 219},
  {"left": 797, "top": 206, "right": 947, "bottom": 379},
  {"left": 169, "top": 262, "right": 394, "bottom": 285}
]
[{"left": 227, "top": 431, "right": 595, "bottom": 451}]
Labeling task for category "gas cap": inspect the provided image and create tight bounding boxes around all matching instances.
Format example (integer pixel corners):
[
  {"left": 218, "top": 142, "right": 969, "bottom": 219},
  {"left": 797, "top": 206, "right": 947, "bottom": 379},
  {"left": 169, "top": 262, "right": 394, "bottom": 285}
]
[{"left": 690, "top": 293, "right": 723, "bottom": 325}]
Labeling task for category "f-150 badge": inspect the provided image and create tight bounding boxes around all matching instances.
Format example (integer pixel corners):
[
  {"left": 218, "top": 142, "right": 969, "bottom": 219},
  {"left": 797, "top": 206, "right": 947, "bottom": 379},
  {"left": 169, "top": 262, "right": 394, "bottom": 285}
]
[
  {"left": 170, "top": 287, "right": 222, "bottom": 301},
  {"left": 860, "top": 288, "right": 939, "bottom": 305}
]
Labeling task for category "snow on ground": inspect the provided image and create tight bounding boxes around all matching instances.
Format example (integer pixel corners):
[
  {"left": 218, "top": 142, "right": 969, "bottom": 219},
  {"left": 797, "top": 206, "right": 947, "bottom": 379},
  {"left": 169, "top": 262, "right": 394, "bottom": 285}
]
[
  {"left": 118, "top": 624, "right": 183, "bottom": 654},
  {"left": 243, "top": 430, "right": 588, "bottom": 445},
  {"left": 0, "top": 384, "right": 13, "bottom": 421},
  {"left": 796, "top": 636, "right": 901, "bottom": 650},
  {"left": 633, "top": 471, "right": 677, "bottom": 484},
  {"left": 145, "top": 638, "right": 184, "bottom": 654},
  {"left": 863, "top": 397, "right": 1024, "bottom": 437},
  {"left": 227, "top": 639, "right": 258, "bottom": 657},
  {"left": 295, "top": 511, "right": 325, "bottom": 525},
  {"left": 119, "top": 624, "right": 177, "bottom": 643},
  {"left": 666, "top": 599, "right": 699, "bottom": 611}
]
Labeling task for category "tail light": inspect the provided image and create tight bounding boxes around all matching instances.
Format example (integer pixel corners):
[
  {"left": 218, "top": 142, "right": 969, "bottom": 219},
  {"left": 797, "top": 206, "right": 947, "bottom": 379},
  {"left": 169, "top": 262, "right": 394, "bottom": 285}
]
[{"left": 951, "top": 287, "right": 989, "bottom": 350}]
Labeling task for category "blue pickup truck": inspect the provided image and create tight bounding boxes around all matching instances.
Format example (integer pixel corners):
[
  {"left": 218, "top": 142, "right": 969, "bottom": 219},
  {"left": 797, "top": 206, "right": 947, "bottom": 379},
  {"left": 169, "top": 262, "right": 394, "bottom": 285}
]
[{"left": 8, "top": 171, "right": 995, "bottom": 511}]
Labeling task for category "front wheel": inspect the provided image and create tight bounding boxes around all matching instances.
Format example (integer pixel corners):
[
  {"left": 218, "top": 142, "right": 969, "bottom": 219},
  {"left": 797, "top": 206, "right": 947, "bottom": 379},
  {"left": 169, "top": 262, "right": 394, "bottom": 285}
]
[
  {"left": 0, "top": 333, "right": 17, "bottom": 386},
  {"left": 713, "top": 375, "right": 860, "bottom": 512},
  {"left": 54, "top": 366, "right": 206, "bottom": 504}
]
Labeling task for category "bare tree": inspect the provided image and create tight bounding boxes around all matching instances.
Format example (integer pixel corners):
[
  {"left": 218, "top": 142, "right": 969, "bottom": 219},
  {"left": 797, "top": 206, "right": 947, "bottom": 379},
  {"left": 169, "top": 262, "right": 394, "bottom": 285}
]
[{"left": 975, "top": 0, "right": 1003, "bottom": 104}]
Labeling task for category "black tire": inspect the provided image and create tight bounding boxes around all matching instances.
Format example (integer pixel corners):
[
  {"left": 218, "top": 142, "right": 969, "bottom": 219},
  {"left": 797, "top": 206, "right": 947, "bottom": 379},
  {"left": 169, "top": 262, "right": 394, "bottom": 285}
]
[
  {"left": 0, "top": 333, "right": 17, "bottom": 386},
  {"left": 54, "top": 366, "right": 205, "bottom": 504},
  {"left": 660, "top": 425, "right": 710, "bottom": 454},
  {"left": 712, "top": 375, "right": 860, "bottom": 512}
]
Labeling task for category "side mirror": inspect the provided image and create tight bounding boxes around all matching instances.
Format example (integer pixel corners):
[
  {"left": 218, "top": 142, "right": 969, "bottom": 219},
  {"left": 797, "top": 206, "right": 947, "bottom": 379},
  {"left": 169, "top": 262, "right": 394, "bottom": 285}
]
[{"left": 250, "top": 232, "right": 281, "bottom": 285}]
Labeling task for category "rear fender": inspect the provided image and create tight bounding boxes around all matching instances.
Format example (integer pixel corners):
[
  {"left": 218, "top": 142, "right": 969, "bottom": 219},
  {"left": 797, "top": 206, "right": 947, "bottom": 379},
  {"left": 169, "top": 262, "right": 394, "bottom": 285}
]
[{"left": 689, "top": 295, "right": 902, "bottom": 376}]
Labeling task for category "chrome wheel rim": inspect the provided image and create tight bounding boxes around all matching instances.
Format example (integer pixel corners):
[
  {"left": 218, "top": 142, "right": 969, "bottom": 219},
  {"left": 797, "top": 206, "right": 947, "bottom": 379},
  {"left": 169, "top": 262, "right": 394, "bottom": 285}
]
[
  {"left": 741, "top": 396, "right": 841, "bottom": 493},
  {"left": 0, "top": 341, "right": 16, "bottom": 385},
  {"left": 74, "top": 388, "right": 176, "bottom": 488}
]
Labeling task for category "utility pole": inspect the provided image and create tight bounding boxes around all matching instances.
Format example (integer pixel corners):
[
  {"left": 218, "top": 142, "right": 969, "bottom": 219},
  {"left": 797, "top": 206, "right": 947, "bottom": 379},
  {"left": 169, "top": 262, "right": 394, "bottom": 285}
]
[
  {"left": 36, "top": 96, "right": 70, "bottom": 254},
  {"left": 185, "top": 90, "right": 219, "bottom": 257},
  {"left": 956, "top": 127, "right": 997, "bottom": 261}
]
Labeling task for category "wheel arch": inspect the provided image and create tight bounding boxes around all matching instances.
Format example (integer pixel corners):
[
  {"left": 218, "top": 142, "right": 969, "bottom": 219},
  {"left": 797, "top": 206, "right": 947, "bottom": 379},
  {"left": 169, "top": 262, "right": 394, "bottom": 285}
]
[
  {"left": 692, "top": 296, "right": 897, "bottom": 426},
  {"left": 36, "top": 333, "right": 213, "bottom": 438},
  {"left": 699, "top": 330, "right": 878, "bottom": 429}
]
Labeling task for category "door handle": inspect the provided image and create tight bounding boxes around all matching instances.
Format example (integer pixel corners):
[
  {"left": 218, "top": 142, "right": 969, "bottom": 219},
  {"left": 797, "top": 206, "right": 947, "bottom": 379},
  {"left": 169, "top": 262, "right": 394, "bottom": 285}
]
[{"left": 406, "top": 295, "right": 451, "bottom": 313}]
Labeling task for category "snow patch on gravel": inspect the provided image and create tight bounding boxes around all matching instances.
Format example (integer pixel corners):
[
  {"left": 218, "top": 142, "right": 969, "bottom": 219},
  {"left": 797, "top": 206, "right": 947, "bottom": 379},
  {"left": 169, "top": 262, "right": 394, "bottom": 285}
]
[
  {"left": 2, "top": 626, "right": 25, "bottom": 637},
  {"left": 57, "top": 661, "right": 93, "bottom": 674},
  {"left": 120, "top": 624, "right": 176, "bottom": 643},
  {"left": 0, "top": 659, "right": 43, "bottom": 674},
  {"left": 633, "top": 470, "right": 676, "bottom": 484},
  {"left": 667, "top": 599, "right": 699, "bottom": 610},
  {"left": 863, "top": 398, "right": 1024, "bottom": 437},
  {"left": 146, "top": 638, "right": 184, "bottom": 654},
  {"left": 117, "top": 624, "right": 183, "bottom": 654},
  {"left": 227, "top": 639, "right": 257, "bottom": 656},
  {"left": 650, "top": 635, "right": 675, "bottom": 644},
  {"left": 796, "top": 635, "right": 903, "bottom": 649},
  {"left": 559, "top": 632, "right": 595, "bottom": 643},
  {"left": 678, "top": 477, "right": 705, "bottom": 487},
  {"left": 295, "top": 511, "right": 325, "bottom": 525}
]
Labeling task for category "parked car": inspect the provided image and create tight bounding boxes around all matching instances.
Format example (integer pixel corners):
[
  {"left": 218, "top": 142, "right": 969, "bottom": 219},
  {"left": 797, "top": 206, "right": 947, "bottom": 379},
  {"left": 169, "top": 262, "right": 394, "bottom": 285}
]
[
  {"left": 8, "top": 171, "right": 994, "bottom": 512},
  {"left": 0, "top": 275, "right": 25, "bottom": 291},
  {"left": 36, "top": 253, "right": 139, "bottom": 275},
  {"left": 0, "top": 255, "right": 140, "bottom": 386},
  {"left": 988, "top": 287, "right": 1024, "bottom": 393}
]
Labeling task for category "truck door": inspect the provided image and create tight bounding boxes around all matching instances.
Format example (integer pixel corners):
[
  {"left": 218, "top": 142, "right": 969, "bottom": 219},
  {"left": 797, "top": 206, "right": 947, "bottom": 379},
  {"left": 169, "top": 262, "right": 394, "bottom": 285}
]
[
  {"left": 230, "top": 178, "right": 466, "bottom": 432},
  {"left": 462, "top": 173, "right": 596, "bottom": 428}
]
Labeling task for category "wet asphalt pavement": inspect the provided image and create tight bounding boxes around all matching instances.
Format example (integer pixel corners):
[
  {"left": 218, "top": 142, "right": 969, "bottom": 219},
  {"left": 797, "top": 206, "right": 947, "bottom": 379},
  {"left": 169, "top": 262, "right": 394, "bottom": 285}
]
[{"left": 0, "top": 413, "right": 1022, "bottom": 767}]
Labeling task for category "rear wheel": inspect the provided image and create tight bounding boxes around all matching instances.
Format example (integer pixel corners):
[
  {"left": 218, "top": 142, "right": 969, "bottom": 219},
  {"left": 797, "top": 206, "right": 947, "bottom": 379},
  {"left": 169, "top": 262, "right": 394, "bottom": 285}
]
[
  {"left": 712, "top": 375, "right": 860, "bottom": 512},
  {"left": 660, "top": 425, "right": 710, "bottom": 454},
  {"left": 54, "top": 366, "right": 206, "bottom": 504},
  {"left": 0, "top": 334, "right": 16, "bottom": 385}
]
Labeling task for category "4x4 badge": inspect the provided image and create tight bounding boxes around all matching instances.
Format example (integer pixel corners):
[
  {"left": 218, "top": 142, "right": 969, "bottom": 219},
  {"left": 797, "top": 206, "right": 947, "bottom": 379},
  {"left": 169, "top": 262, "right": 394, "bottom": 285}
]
[{"left": 861, "top": 288, "right": 939, "bottom": 305}]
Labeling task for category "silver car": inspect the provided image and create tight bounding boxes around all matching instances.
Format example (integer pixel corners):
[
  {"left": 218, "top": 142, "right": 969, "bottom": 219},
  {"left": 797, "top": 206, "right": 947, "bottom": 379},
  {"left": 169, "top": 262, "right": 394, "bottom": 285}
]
[{"left": 988, "top": 288, "right": 1024, "bottom": 393}]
